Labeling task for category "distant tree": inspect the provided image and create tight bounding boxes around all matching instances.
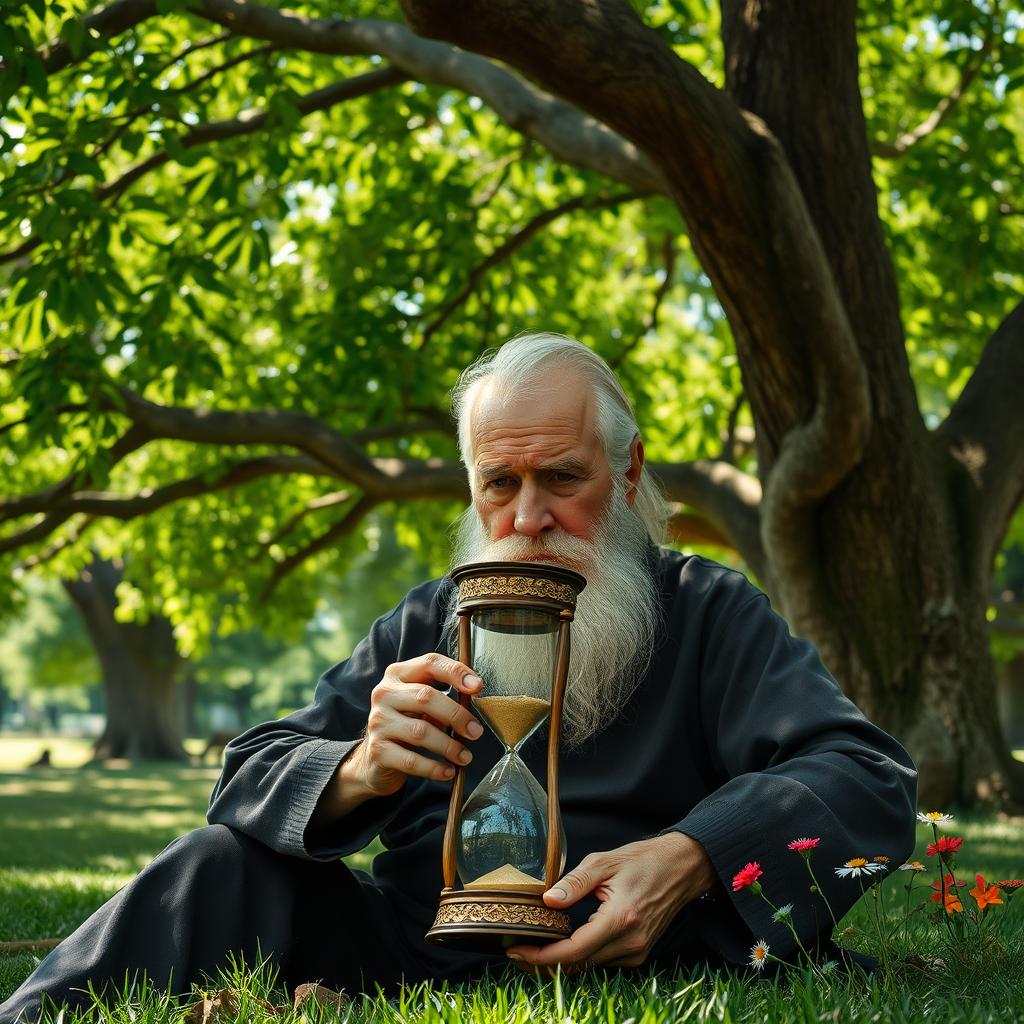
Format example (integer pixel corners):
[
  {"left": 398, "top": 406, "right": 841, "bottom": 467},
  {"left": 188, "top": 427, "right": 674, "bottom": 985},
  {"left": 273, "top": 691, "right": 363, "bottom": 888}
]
[
  {"left": 1, "top": 1, "right": 1022, "bottom": 803},
  {"left": 62, "top": 555, "right": 187, "bottom": 759},
  {"left": 0, "top": 514, "right": 432, "bottom": 758}
]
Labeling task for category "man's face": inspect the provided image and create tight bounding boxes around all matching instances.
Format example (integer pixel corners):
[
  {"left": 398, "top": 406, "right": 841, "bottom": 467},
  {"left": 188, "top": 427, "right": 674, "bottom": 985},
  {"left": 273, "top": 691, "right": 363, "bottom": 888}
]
[
  {"left": 454, "top": 366, "right": 657, "bottom": 746},
  {"left": 468, "top": 370, "right": 616, "bottom": 553}
]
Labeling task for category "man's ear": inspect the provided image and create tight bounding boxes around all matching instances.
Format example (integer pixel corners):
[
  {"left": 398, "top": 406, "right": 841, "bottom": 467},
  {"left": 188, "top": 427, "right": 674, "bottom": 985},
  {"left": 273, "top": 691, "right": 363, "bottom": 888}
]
[{"left": 625, "top": 436, "right": 644, "bottom": 507}]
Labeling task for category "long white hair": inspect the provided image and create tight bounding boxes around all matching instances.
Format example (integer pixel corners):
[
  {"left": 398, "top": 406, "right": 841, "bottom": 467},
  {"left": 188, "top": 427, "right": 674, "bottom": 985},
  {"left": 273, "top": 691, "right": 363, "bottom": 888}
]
[
  {"left": 451, "top": 333, "right": 668, "bottom": 545},
  {"left": 447, "top": 333, "right": 667, "bottom": 745}
]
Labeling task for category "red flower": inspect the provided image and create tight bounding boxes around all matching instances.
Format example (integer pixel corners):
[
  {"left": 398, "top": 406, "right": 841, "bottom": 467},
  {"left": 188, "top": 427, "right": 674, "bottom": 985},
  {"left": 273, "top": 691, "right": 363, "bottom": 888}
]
[
  {"left": 997, "top": 879, "right": 1024, "bottom": 890},
  {"left": 732, "top": 862, "right": 763, "bottom": 891},
  {"left": 930, "top": 875, "right": 966, "bottom": 902},
  {"left": 787, "top": 837, "right": 821, "bottom": 853},
  {"left": 925, "top": 836, "right": 964, "bottom": 858}
]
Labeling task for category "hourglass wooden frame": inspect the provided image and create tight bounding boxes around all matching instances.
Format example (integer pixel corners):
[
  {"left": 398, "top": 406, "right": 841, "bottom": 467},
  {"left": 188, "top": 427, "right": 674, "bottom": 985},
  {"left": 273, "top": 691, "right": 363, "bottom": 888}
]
[{"left": 425, "top": 560, "right": 586, "bottom": 950}]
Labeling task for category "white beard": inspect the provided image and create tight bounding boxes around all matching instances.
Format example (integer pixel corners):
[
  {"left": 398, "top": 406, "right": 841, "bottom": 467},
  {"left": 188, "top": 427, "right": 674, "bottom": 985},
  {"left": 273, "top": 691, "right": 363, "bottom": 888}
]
[{"left": 447, "top": 486, "right": 661, "bottom": 747}]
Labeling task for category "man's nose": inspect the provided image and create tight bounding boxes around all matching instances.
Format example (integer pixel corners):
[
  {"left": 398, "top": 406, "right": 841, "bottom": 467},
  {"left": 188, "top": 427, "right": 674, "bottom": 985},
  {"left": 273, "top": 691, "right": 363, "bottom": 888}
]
[{"left": 512, "top": 486, "right": 556, "bottom": 536}]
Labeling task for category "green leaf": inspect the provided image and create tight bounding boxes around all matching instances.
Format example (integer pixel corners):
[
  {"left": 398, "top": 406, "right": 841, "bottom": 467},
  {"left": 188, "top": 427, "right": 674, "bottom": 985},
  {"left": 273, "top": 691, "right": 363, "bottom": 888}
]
[{"left": 58, "top": 17, "right": 86, "bottom": 59}]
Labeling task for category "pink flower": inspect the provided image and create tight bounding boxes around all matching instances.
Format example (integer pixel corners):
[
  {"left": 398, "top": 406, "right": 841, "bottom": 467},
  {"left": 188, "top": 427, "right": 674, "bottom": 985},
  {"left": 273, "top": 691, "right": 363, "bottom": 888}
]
[
  {"left": 787, "top": 837, "right": 821, "bottom": 853},
  {"left": 732, "top": 862, "right": 763, "bottom": 892}
]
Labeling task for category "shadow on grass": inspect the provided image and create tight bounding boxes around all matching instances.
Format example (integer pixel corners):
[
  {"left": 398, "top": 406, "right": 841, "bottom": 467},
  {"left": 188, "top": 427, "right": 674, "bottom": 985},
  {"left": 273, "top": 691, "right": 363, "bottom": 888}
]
[
  {"left": 0, "top": 763, "right": 376, "bottom": 954},
  {"left": 0, "top": 765, "right": 220, "bottom": 872}
]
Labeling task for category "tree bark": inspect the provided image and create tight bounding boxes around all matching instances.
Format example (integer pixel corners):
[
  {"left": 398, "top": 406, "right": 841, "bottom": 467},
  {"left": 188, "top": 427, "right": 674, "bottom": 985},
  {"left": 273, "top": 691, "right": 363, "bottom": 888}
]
[
  {"left": 62, "top": 557, "right": 187, "bottom": 761},
  {"left": 401, "top": 0, "right": 1024, "bottom": 807}
]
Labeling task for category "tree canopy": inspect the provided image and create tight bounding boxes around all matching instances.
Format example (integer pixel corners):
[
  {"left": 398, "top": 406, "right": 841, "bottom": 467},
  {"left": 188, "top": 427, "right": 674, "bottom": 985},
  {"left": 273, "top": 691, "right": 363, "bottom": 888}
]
[{"left": 1, "top": 0, "right": 1023, "bottom": 801}]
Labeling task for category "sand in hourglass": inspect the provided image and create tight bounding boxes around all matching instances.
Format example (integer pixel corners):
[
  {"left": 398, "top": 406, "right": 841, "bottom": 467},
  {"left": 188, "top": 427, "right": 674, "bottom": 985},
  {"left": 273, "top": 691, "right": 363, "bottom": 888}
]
[
  {"left": 464, "top": 863, "right": 546, "bottom": 893},
  {"left": 473, "top": 695, "right": 550, "bottom": 749}
]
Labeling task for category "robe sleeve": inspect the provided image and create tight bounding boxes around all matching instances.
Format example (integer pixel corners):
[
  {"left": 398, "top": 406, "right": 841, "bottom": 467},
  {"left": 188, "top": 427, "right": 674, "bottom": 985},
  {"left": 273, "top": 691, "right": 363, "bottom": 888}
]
[
  {"left": 669, "top": 584, "right": 918, "bottom": 962},
  {"left": 206, "top": 579, "right": 447, "bottom": 862}
]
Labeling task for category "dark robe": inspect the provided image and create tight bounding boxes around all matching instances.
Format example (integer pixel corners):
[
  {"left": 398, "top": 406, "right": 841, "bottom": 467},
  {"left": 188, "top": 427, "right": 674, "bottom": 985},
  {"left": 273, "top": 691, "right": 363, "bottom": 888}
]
[{"left": 0, "top": 551, "right": 916, "bottom": 1022}]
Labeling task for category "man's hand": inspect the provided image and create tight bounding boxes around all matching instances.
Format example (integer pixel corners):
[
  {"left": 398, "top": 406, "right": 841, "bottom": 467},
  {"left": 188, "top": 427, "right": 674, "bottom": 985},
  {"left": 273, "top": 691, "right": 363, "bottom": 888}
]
[
  {"left": 316, "top": 654, "right": 485, "bottom": 821},
  {"left": 506, "top": 832, "right": 716, "bottom": 973}
]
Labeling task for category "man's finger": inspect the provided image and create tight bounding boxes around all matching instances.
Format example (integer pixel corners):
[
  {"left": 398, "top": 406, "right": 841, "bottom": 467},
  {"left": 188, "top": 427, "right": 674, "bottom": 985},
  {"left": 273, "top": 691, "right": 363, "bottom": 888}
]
[
  {"left": 372, "top": 739, "right": 456, "bottom": 783},
  {"left": 384, "top": 709, "right": 475, "bottom": 766},
  {"left": 506, "top": 914, "right": 613, "bottom": 967},
  {"left": 543, "top": 858, "right": 606, "bottom": 909},
  {"left": 393, "top": 653, "right": 483, "bottom": 694},
  {"left": 389, "top": 685, "right": 484, "bottom": 742}
]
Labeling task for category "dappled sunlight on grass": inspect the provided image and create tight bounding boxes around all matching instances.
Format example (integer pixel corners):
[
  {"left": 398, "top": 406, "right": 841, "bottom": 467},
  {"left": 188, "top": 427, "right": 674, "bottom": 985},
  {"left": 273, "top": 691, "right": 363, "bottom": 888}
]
[
  {"left": 0, "top": 868, "right": 132, "bottom": 942},
  {"left": 0, "top": 766, "right": 219, "bottom": 871},
  {"left": 0, "top": 737, "right": 95, "bottom": 771},
  {"left": 0, "top": 777, "right": 78, "bottom": 795},
  {"left": 0, "top": 762, "right": 378, "bottom": 961}
]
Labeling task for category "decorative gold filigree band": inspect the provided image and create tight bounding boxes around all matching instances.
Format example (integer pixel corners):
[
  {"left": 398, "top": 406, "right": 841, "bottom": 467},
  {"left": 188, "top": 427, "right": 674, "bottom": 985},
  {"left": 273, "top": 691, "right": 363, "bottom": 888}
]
[
  {"left": 458, "top": 575, "right": 578, "bottom": 606},
  {"left": 432, "top": 900, "right": 571, "bottom": 930}
]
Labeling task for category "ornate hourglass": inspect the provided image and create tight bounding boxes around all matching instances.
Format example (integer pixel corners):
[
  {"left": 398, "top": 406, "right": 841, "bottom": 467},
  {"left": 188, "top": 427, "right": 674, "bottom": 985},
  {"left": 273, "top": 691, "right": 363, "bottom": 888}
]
[{"left": 426, "top": 561, "right": 586, "bottom": 950}]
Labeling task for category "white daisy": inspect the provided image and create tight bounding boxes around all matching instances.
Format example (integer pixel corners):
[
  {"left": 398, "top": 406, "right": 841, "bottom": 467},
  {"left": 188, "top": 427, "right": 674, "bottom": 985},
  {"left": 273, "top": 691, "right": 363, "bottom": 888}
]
[
  {"left": 749, "top": 939, "right": 770, "bottom": 970},
  {"left": 898, "top": 861, "right": 926, "bottom": 873},
  {"left": 916, "top": 811, "right": 954, "bottom": 826},
  {"left": 771, "top": 903, "right": 793, "bottom": 923},
  {"left": 834, "top": 857, "right": 886, "bottom": 878}
]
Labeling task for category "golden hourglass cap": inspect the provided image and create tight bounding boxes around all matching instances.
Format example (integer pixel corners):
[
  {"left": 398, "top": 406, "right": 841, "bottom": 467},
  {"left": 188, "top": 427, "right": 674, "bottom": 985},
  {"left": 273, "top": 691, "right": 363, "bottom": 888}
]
[{"left": 451, "top": 561, "right": 586, "bottom": 614}]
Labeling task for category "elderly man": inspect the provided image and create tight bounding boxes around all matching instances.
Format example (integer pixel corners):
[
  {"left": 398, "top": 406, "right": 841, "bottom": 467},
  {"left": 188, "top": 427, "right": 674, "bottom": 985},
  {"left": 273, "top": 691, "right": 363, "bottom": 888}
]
[{"left": 1, "top": 334, "right": 916, "bottom": 1021}]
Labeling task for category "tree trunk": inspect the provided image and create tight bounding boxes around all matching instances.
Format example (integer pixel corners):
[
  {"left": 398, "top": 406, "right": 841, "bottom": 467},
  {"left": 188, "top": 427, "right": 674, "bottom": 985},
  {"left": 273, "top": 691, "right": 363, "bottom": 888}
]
[
  {"left": 998, "top": 653, "right": 1024, "bottom": 751},
  {"left": 796, "top": 550, "right": 1023, "bottom": 808},
  {"left": 63, "top": 557, "right": 187, "bottom": 761},
  {"left": 398, "top": 0, "right": 1024, "bottom": 808}
]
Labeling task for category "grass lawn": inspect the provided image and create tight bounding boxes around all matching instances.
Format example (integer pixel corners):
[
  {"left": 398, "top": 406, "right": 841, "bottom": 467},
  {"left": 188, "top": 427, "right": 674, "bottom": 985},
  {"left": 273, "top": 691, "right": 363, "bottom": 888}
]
[{"left": 2, "top": 746, "right": 1024, "bottom": 1022}]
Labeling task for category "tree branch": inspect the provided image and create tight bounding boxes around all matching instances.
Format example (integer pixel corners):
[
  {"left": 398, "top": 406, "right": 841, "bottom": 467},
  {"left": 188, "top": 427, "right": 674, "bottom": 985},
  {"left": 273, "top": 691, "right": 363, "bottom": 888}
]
[
  {"left": 718, "top": 390, "right": 747, "bottom": 465},
  {"left": 154, "top": 31, "right": 234, "bottom": 75},
  {"left": 0, "top": 66, "right": 408, "bottom": 267},
  {"left": 871, "top": 33, "right": 996, "bottom": 158},
  {"left": 191, "top": 0, "right": 667, "bottom": 195},
  {"left": 0, "top": 424, "right": 152, "bottom": 522},
  {"left": 38, "top": 0, "right": 158, "bottom": 75},
  {"left": 649, "top": 459, "right": 764, "bottom": 578},
  {"left": 9, "top": 2, "right": 666, "bottom": 266},
  {"left": 0, "top": 404, "right": 89, "bottom": 437},
  {"left": 0, "top": 453, "right": 329, "bottom": 557},
  {"left": 259, "top": 494, "right": 379, "bottom": 601},
  {"left": 20, "top": 516, "right": 98, "bottom": 570},
  {"left": 418, "top": 189, "right": 644, "bottom": 350},
  {"left": 0, "top": 388, "right": 468, "bottom": 561},
  {"left": 98, "top": 65, "right": 407, "bottom": 206},
  {"left": 610, "top": 233, "right": 675, "bottom": 369},
  {"left": 935, "top": 298, "right": 1024, "bottom": 581},
  {"left": 264, "top": 489, "right": 351, "bottom": 547},
  {"left": 108, "top": 389, "right": 467, "bottom": 500},
  {"left": 665, "top": 511, "right": 733, "bottom": 550},
  {"left": 48, "top": 453, "right": 331, "bottom": 519},
  {"left": 91, "top": 42, "right": 278, "bottom": 161}
]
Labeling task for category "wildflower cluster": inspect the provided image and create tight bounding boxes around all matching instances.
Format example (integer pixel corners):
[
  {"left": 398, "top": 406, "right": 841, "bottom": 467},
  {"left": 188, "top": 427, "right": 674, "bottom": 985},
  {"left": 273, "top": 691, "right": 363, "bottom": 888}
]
[{"left": 729, "top": 810, "right": 1023, "bottom": 975}]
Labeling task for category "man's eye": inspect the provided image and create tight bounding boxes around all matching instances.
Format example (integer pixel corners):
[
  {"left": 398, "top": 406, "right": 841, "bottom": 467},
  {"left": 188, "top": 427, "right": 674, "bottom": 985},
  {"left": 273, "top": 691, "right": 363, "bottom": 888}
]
[
  {"left": 487, "top": 477, "right": 512, "bottom": 489},
  {"left": 554, "top": 472, "right": 577, "bottom": 483}
]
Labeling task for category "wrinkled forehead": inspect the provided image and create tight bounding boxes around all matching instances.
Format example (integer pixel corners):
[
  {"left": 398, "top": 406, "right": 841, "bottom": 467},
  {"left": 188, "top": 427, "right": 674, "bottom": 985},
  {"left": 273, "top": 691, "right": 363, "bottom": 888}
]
[{"left": 467, "top": 370, "right": 600, "bottom": 456}]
